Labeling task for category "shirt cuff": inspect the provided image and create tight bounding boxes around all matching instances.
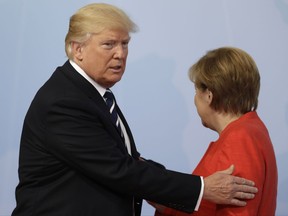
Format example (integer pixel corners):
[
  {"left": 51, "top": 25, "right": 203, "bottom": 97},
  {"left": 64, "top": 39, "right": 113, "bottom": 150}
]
[{"left": 194, "top": 176, "right": 204, "bottom": 211}]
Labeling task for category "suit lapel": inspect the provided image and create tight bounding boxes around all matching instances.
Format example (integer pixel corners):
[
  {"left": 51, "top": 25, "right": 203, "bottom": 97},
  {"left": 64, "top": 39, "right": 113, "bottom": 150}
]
[{"left": 59, "top": 61, "right": 138, "bottom": 156}]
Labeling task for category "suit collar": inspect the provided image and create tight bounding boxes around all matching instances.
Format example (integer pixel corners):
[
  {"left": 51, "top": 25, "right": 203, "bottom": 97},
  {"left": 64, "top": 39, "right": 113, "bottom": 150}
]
[
  {"left": 59, "top": 61, "right": 106, "bottom": 105},
  {"left": 69, "top": 60, "right": 107, "bottom": 97},
  {"left": 59, "top": 60, "right": 139, "bottom": 158}
]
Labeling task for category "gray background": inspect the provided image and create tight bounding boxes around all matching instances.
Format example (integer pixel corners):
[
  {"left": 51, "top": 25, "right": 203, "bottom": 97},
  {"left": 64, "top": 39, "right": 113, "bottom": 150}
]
[{"left": 1, "top": 0, "right": 287, "bottom": 215}]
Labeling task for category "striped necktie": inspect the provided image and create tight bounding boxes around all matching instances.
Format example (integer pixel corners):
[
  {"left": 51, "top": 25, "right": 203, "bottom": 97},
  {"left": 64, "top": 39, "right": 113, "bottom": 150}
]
[{"left": 103, "top": 89, "right": 123, "bottom": 138}]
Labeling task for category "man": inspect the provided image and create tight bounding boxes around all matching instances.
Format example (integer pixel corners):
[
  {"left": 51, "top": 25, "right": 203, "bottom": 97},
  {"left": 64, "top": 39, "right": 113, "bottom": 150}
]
[{"left": 12, "top": 3, "right": 257, "bottom": 216}]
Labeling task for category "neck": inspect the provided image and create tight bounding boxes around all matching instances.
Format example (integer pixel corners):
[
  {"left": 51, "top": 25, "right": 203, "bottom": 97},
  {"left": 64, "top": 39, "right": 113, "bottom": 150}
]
[{"left": 214, "top": 112, "right": 242, "bottom": 134}]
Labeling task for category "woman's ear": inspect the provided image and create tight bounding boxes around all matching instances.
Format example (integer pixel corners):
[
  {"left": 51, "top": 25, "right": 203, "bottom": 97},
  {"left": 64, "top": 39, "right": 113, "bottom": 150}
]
[{"left": 206, "top": 89, "right": 213, "bottom": 104}]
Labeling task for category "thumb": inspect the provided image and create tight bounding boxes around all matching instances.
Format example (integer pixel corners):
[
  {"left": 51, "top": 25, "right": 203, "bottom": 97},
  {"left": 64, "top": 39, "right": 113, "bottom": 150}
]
[{"left": 219, "top": 164, "right": 234, "bottom": 175}]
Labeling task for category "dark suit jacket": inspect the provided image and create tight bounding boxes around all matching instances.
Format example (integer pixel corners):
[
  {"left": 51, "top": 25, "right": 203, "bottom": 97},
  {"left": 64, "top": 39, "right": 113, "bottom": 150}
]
[{"left": 12, "top": 61, "right": 201, "bottom": 216}]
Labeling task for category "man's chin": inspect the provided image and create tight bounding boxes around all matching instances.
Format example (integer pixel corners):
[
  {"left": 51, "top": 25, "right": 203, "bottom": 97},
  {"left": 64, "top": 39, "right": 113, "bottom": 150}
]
[{"left": 105, "top": 77, "right": 122, "bottom": 88}]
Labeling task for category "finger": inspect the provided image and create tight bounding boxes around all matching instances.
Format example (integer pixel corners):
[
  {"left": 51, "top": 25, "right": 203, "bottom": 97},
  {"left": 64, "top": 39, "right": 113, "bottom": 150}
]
[
  {"left": 230, "top": 198, "right": 247, "bottom": 207},
  {"left": 218, "top": 164, "right": 234, "bottom": 175},
  {"left": 233, "top": 176, "right": 256, "bottom": 187},
  {"left": 234, "top": 191, "right": 255, "bottom": 200},
  {"left": 236, "top": 184, "right": 258, "bottom": 194}
]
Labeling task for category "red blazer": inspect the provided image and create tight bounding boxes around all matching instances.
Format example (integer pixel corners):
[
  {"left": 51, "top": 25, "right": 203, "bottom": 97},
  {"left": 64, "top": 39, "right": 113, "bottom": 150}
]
[
  {"left": 12, "top": 61, "right": 202, "bottom": 216},
  {"left": 156, "top": 112, "right": 278, "bottom": 216}
]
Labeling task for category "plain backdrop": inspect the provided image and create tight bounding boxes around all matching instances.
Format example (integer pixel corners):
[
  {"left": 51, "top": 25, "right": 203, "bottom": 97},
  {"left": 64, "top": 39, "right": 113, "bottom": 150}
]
[{"left": 1, "top": 0, "right": 287, "bottom": 215}]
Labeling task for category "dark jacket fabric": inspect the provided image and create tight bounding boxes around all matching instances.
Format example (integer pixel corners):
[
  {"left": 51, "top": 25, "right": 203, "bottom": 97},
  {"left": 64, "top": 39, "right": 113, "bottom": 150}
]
[{"left": 12, "top": 61, "right": 201, "bottom": 216}]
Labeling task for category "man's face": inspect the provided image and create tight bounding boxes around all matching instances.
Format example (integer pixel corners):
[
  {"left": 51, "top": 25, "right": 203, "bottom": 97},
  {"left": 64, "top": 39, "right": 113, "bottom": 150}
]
[{"left": 74, "top": 29, "right": 130, "bottom": 88}]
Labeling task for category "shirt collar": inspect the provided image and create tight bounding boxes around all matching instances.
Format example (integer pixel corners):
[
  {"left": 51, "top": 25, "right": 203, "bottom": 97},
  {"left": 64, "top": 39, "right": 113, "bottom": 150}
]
[{"left": 69, "top": 60, "right": 106, "bottom": 97}]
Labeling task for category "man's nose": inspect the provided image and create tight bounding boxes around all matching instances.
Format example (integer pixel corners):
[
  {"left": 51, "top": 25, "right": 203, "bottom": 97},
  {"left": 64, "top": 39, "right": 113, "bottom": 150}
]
[{"left": 113, "top": 45, "right": 126, "bottom": 59}]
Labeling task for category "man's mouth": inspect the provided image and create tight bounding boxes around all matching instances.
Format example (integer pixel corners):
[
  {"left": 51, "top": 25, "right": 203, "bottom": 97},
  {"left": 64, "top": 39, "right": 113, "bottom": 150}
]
[{"left": 110, "top": 65, "right": 122, "bottom": 72}]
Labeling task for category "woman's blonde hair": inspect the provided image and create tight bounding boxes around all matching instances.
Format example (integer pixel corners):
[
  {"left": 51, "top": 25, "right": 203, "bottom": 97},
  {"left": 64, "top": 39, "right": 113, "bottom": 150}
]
[{"left": 189, "top": 47, "right": 260, "bottom": 115}]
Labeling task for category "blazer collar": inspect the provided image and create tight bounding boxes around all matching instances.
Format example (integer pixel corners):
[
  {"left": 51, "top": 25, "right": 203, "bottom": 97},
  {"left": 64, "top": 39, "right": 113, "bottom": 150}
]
[{"left": 60, "top": 60, "right": 107, "bottom": 106}]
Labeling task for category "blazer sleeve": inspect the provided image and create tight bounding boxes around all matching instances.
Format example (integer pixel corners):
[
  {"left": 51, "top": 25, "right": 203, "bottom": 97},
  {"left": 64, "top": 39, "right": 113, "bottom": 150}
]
[{"left": 41, "top": 94, "right": 201, "bottom": 213}]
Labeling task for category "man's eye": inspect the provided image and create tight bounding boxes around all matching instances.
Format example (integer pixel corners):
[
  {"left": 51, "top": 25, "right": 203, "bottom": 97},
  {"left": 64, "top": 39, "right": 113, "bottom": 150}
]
[
  {"left": 102, "top": 43, "right": 114, "bottom": 49},
  {"left": 122, "top": 41, "right": 129, "bottom": 48}
]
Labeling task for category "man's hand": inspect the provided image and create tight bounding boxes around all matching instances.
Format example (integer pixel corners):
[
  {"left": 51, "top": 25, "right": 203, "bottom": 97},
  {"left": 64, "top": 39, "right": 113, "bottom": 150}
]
[{"left": 203, "top": 165, "right": 258, "bottom": 206}]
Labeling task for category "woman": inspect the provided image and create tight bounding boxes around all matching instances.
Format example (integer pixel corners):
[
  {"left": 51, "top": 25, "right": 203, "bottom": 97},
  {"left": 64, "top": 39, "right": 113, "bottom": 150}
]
[{"left": 153, "top": 47, "right": 277, "bottom": 216}]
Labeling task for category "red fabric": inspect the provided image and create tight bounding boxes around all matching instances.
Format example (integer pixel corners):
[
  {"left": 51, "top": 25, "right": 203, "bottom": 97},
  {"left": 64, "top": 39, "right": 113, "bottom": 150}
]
[{"left": 155, "top": 112, "right": 277, "bottom": 216}]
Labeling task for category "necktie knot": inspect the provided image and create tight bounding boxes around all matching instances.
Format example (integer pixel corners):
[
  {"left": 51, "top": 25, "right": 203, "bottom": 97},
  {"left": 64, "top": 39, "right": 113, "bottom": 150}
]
[{"left": 103, "top": 89, "right": 114, "bottom": 101}]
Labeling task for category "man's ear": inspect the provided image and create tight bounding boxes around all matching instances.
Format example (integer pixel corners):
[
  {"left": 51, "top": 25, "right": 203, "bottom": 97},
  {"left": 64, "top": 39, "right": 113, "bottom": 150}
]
[{"left": 71, "top": 42, "right": 83, "bottom": 61}]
